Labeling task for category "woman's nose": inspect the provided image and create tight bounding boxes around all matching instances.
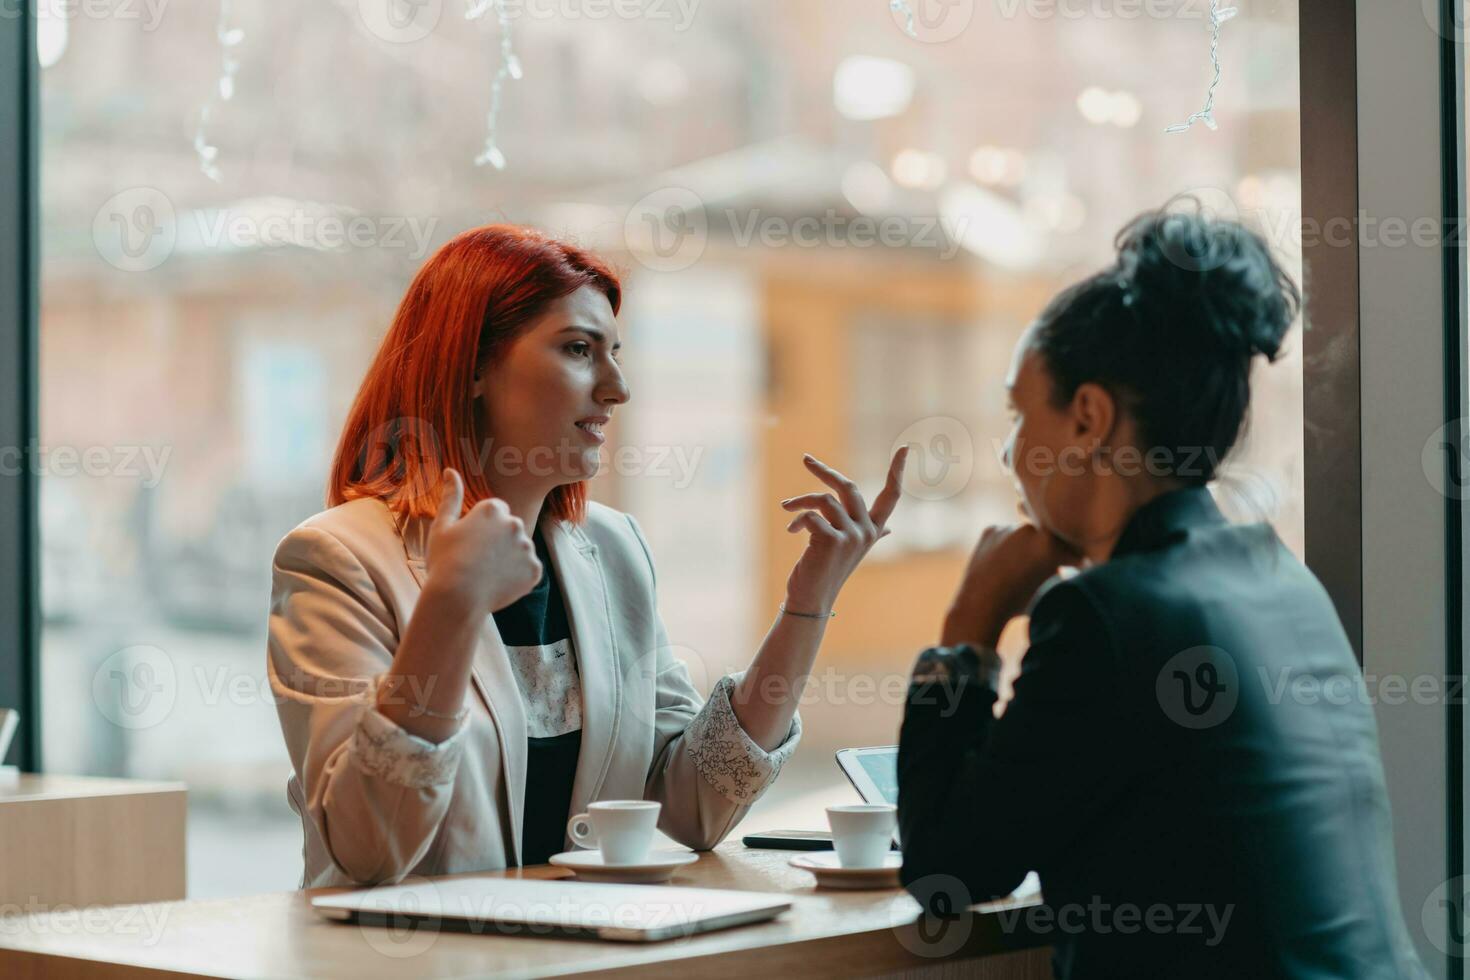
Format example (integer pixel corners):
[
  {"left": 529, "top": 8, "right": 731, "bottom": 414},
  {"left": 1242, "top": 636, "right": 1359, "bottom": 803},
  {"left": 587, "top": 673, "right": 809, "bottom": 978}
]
[{"left": 598, "top": 361, "right": 630, "bottom": 405}]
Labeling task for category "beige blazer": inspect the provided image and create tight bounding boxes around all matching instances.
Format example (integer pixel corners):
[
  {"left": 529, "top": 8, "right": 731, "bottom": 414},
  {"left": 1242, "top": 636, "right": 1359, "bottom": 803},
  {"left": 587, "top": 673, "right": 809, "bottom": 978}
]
[{"left": 268, "top": 496, "right": 801, "bottom": 888}]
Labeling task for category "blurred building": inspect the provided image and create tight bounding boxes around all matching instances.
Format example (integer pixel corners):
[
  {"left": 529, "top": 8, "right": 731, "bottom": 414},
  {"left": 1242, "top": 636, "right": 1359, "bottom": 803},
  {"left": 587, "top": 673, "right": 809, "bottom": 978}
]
[{"left": 37, "top": 0, "right": 1304, "bottom": 896}]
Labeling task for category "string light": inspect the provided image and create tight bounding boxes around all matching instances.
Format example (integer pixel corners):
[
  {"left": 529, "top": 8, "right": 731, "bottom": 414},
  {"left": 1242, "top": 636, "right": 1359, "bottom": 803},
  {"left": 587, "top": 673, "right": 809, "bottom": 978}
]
[
  {"left": 1165, "top": 1, "right": 1237, "bottom": 134},
  {"left": 890, "top": 0, "right": 917, "bottom": 38},
  {"left": 194, "top": 0, "right": 242, "bottom": 183},
  {"left": 466, "top": 0, "right": 522, "bottom": 169}
]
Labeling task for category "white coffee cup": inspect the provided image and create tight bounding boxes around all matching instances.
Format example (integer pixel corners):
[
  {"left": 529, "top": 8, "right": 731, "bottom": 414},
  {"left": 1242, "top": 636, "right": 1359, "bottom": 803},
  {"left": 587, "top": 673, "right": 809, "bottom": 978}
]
[
  {"left": 826, "top": 803, "right": 897, "bottom": 868},
  {"left": 567, "top": 800, "right": 661, "bottom": 865}
]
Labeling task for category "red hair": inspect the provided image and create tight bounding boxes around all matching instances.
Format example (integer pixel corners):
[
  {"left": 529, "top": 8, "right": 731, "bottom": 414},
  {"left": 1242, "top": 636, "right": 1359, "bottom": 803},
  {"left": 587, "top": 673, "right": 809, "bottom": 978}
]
[{"left": 328, "top": 224, "right": 622, "bottom": 527}]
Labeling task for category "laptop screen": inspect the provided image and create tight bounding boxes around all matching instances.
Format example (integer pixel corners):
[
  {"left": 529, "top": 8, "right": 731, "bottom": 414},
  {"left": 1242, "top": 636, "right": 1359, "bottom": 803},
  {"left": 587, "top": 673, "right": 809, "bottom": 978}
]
[{"left": 854, "top": 749, "right": 898, "bottom": 804}]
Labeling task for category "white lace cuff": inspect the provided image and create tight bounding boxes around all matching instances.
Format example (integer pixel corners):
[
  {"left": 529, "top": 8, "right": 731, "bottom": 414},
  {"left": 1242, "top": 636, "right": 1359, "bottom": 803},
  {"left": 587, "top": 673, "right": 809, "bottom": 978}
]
[
  {"left": 683, "top": 672, "right": 802, "bottom": 806},
  {"left": 349, "top": 674, "right": 469, "bottom": 788}
]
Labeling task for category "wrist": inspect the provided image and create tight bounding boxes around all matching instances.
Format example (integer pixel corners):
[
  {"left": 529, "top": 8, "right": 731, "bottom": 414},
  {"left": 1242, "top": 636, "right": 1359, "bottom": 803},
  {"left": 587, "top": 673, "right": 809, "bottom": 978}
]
[
  {"left": 940, "top": 605, "right": 1005, "bottom": 648},
  {"left": 782, "top": 589, "right": 836, "bottom": 618},
  {"left": 420, "top": 573, "right": 485, "bottom": 620}
]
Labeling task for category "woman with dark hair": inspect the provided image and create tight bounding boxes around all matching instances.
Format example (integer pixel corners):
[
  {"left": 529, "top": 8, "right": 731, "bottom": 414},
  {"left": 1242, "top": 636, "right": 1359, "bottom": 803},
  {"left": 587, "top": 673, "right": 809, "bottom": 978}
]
[
  {"left": 897, "top": 204, "right": 1426, "bottom": 978},
  {"left": 269, "top": 225, "right": 907, "bottom": 887}
]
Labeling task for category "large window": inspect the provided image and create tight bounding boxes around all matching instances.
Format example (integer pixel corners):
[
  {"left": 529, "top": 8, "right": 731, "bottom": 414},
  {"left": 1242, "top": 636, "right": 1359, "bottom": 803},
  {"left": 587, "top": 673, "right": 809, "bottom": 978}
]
[{"left": 39, "top": 0, "right": 1303, "bottom": 896}]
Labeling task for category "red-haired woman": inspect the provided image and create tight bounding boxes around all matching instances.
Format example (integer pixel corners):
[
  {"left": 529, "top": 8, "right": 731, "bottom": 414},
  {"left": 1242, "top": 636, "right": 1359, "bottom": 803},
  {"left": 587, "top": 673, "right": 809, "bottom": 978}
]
[{"left": 268, "top": 226, "right": 907, "bottom": 887}]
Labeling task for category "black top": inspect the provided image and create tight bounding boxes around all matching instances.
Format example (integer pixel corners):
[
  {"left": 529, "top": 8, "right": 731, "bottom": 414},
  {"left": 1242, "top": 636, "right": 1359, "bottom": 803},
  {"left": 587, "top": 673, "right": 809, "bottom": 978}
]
[
  {"left": 492, "top": 527, "right": 583, "bottom": 867},
  {"left": 897, "top": 487, "right": 1426, "bottom": 980}
]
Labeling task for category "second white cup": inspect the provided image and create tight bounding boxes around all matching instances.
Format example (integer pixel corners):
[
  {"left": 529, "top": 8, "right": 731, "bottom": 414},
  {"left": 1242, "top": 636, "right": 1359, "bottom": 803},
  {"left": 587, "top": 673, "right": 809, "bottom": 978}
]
[
  {"left": 826, "top": 803, "right": 897, "bottom": 868},
  {"left": 567, "top": 800, "right": 661, "bottom": 865}
]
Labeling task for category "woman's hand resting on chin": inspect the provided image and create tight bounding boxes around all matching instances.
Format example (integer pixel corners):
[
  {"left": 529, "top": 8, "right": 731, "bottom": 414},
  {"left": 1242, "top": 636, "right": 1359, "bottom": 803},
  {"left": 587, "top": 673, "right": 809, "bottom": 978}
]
[{"left": 942, "top": 522, "right": 1083, "bottom": 648}]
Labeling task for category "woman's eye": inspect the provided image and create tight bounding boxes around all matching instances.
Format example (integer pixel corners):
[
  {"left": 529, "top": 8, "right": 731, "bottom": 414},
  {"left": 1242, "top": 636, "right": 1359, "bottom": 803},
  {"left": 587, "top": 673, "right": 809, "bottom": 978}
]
[{"left": 566, "top": 342, "right": 592, "bottom": 357}]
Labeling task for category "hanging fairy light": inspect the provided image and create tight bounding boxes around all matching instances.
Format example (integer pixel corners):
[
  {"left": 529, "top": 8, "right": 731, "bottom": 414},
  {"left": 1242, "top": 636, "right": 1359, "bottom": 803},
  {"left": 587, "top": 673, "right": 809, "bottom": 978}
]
[
  {"left": 466, "top": 0, "right": 522, "bottom": 169},
  {"left": 1165, "top": 1, "right": 1238, "bottom": 134},
  {"left": 890, "top": 0, "right": 917, "bottom": 39},
  {"left": 194, "top": 0, "right": 242, "bottom": 182}
]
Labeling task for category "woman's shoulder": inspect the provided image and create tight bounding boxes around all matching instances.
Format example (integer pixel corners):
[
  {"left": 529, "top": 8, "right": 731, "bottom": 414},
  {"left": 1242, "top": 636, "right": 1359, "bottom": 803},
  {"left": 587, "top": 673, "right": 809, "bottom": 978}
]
[{"left": 273, "top": 497, "right": 405, "bottom": 570}]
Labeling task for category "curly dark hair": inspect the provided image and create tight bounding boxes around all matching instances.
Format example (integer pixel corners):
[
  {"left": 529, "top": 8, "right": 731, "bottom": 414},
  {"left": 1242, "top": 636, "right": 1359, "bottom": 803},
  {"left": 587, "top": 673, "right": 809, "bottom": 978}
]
[{"left": 1029, "top": 198, "right": 1302, "bottom": 485}]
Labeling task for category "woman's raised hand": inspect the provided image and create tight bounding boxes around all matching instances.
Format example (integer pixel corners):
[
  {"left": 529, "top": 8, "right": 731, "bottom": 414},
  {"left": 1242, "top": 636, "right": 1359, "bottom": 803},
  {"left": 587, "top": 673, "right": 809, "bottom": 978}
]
[
  {"left": 778, "top": 446, "right": 910, "bottom": 617},
  {"left": 425, "top": 468, "right": 543, "bottom": 616}
]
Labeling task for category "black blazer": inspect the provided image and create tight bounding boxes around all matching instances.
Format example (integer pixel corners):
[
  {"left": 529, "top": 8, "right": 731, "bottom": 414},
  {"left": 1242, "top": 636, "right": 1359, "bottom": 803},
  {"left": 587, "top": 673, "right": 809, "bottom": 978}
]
[{"left": 897, "top": 487, "right": 1426, "bottom": 980}]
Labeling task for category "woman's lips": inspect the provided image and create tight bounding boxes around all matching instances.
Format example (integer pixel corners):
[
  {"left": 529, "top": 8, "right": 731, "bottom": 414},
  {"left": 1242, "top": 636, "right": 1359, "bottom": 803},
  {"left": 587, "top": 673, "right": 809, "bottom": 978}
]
[{"left": 574, "top": 420, "right": 606, "bottom": 444}]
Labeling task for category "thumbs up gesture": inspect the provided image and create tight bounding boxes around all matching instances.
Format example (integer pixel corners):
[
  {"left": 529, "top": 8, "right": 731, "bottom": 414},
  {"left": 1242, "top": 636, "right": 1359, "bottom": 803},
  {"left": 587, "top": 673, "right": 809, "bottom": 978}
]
[{"left": 425, "top": 468, "right": 543, "bottom": 616}]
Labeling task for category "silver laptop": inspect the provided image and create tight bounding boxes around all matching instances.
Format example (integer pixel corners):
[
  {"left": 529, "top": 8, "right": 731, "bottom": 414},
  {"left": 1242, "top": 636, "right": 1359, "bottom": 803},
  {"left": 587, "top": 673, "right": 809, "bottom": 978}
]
[{"left": 311, "top": 876, "right": 790, "bottom": 942}]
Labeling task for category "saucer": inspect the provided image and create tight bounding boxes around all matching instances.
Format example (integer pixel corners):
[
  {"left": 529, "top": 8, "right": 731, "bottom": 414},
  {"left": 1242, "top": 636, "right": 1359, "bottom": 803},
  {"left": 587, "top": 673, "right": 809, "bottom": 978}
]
[
  {"left": 789, "top": 852, "right": 902, "bottom": 890},
  {"left": 548, "top": 848, "right": 699, "bottom": 884}
]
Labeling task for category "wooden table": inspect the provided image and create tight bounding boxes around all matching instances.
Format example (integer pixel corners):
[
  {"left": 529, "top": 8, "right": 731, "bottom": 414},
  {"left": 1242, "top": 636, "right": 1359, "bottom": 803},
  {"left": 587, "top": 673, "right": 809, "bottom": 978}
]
[
  {"left": 0, "top": 773, "right": 186, "bottom": 909},
  {"left": 0, "top": 842, "right": 1051, "bottom": 979}
]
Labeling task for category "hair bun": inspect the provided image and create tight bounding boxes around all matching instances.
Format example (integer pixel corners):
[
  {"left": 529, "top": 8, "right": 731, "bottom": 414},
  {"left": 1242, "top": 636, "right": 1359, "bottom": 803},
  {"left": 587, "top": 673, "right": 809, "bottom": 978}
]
[{"left": 1113, "top": 201, "right": 1301, "bottom": 362}]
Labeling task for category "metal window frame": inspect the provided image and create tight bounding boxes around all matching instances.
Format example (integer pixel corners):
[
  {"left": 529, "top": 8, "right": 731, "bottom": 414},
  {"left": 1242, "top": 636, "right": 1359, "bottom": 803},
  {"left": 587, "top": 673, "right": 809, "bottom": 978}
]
[
  {"left": 0, "top": 0, "right": 39, "bottom": 772},
  {"left": 0, "top": 0, "right": 1460, "bottom": 957},
  {"left": 1302, "top": 1, "right": 1465, "bottom": 976}
]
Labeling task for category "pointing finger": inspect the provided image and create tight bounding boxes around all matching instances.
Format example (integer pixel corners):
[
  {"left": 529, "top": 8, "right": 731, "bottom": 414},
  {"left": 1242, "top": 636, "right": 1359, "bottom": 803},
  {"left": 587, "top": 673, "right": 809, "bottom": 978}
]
[{"left": 869, "top": 444, "right": 910, "bottom": 529}]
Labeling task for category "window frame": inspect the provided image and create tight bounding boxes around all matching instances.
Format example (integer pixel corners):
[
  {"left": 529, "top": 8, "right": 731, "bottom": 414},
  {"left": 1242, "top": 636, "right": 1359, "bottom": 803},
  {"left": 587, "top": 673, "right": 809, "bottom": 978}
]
[{"left": 0, "top": 0, "right": 40, "bottom": 774}]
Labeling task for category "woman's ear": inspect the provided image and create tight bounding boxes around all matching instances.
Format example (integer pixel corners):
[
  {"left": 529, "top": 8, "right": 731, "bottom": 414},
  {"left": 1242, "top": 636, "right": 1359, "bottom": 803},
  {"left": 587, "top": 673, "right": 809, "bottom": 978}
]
[{"left": 1069, "top": 382, "right": 1117, "bottom": 451}]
